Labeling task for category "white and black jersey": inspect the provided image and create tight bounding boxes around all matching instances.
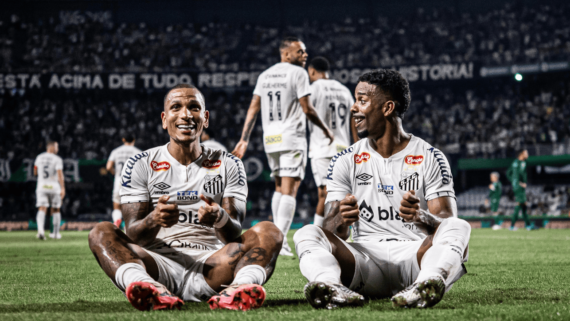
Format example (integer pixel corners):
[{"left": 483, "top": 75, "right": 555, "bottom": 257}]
[
  {"left": 325, "top": 136, "right": 456, "bottom": 241},
  {"left": 309, "top": 79, "right": 354, "bottom": 159},
  {"left": 108, "top": 145, "right": 142, "bottom": 181},
  {"left": 253, "top": 62, "right": 312, "bottom": 154},
  {"left": 34, "top": 152, "right": 63, "bottom": 193},
  {"left": 120, "top": 144, "right": 248, "bottom": 252}
]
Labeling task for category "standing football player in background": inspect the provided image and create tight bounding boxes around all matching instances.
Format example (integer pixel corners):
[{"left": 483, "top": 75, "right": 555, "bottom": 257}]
[
  {"left": 485, "top": 172, "right": 502, "bottom": 230},
  {"left": 34, "top": 141, "right": 65, "bottom": 240},
  {"left": 506, "top": 149, "right": 534, "bottom": 231},
  {"left": 201, "top": 130, "right": 228, "bottom": 152},
  {"left": 307, "top": 56, "right": 358, "bottom": 227},
  {"left": 106, "top": 133, "right": 142, "bottom": 228},
  {"left": 232, "top": 37, "right": 334, "bottom": 256}
]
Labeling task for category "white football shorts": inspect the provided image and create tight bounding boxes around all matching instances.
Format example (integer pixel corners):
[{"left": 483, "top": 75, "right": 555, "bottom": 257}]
[
  {"left": 36, "top": 191, "right": 62, "bottom": 208},
  {"left": 266, "top": 150, "right": 307, "bottom": 179},
  {"left": 142, "top": 247, "right": 219, "bottom": 302},
  {"left": 112, "top": 178, "right": 121, "bottom": 204},
  {"left": 310, "top": 157, "right": 331, "bottom": 187}
]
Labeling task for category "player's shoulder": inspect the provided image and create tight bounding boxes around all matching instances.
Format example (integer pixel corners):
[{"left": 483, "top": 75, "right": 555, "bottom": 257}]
[
  {"left": 126, "top": 145, "right": 156, "bottom": 169},
  {"left": 326, "top": 140, "right": 364, "bottom": 178}
]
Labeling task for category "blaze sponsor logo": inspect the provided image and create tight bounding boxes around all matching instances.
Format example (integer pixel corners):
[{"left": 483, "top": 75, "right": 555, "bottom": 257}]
[
  {"left": 359, "top": 201, "right": 401, "bottom": 221},
  {"left": 405, "top": 155, "right": 424, "bottom": 165},
  {"left": 265, "top": 134, "right": 282, "bottom": 145},
  {"left": 378, "top": 184, "right": 394, "bottom": 195},
  {"left": 202, "top": 159, "right": 222, "bottom": 169},
  {"left": 151, "top": 161, "right": 171, "bottom": 172},
  {"left": 354, "top": 152, "right": 371, "bottom": 164},
  {"left": 177, "top": 191, "right": 199, "bottom": 201}
]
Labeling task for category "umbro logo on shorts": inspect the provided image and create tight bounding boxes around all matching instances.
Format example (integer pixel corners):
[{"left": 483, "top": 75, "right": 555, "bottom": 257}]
[{"left": 204, "top": 174, "right": 224, "bottom": 195}]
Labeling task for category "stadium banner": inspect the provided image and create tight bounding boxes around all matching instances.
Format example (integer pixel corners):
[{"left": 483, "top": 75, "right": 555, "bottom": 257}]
[
  {"left": 0, "top": 63, "right": 476, "bottom": 92},
  {"left": 480, "top": 61, "right": 570, "bottom": 77}
]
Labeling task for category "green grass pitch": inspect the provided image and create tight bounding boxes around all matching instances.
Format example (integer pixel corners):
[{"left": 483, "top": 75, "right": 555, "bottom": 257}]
[{"left": 0, "top": 229, "right": 569, "bottom": 321}]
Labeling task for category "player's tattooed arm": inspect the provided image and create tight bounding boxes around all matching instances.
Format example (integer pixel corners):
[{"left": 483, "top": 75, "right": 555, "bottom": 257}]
[
  {"left": 123, "top": 195, "right": 179, "bottom": 247},
  {"left": 323, "top": 194, "right": 359, "bottom": 240},
  {"left": 232, "top": 95, "right": 261, "bottom": 158}
]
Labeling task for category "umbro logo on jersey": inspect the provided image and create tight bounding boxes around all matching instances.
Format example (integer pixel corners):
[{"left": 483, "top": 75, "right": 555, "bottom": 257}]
[
  {"left": 202, "top": 159, "right": 222, "bottom": 169},
  {"left": 356, "top": 173, "right": 373, "bottom": 185},
  {"left": 204, "top": 175, "right": 224, "bottom": 195},
  {"left": 354, "top": 152, "right": 370, "bottom": 164},
  {"left": 177, "top": 191, "right": 199, "bottom": 201},
  {"left": 154, "top": 182, "right": 170, "bottom": 190},
  {"left": 399, "top": 172, "right": 419, "bottom": 191},
  {"left": 151, "top": 161, "right": 171, "bottom": 172}
]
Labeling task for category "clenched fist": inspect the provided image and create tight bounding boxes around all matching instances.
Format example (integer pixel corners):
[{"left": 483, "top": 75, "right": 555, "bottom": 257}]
[
  {"left": 151, "top": 195, "right": 179, "bottom": 228},
  {"left": 339, "top": 193, "right": 360, "bottom": 227},
  {"left": 399, "top": 190, "right": 421, "bottom": 223},
  {"left": 198, "top": 195, "right": 222, "bottom": 227}
]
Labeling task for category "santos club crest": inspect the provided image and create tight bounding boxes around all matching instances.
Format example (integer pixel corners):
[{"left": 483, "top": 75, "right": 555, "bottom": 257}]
[{"left": 203, "top": 174, "right": 224, "bottom": 195}]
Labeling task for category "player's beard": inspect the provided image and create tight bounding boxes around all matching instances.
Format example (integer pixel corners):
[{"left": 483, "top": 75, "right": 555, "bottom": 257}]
[{"left": 357, "top": 129, "right": 369, "bottom": 139}]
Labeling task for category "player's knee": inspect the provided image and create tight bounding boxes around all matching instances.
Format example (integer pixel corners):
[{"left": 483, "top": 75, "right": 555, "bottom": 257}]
[
  {"left": 436, "top": 217, "right": 471, "bottom": 246},
  {"left": 251, "top": 221, "right": 284, "bottom": 246},
  {"left": 293, "top": 224, "right": 322, "bottom": 246},
  {"left": 88, "top": 221, "right": 117, "bottom": 248}
]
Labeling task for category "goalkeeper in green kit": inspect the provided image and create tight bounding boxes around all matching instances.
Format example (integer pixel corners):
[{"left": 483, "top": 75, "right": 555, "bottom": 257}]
[
  {"left": 486, "top": 172, "right": 502, "bottom": 229},
  {"left": 506, "top": 149, "right": 534, "bottom": 231}
]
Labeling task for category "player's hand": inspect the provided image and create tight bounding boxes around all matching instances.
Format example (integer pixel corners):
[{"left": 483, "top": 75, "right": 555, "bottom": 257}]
[
  {"left": 151, "top": 195, "right": 179, "bottom": 228},
  {"left": 399, "top": 190, "right": 421, "bottom": 222},
  {"left": 232, "top": 140, "right": 248, "bottom": 159},
  {"left": 519, "top": 182, "right": 527, "bottom": 188},
  {"left": 324, "top": 127, "right": 335, "bottom": 145},
  {"left": 60, "top": 188, "right": 66, "bottom": 200},
  {"left": 339, "top": 193, "right": 359, "bottom": 226},
  {"left": 198, "top": 195, "right": 221, "bottom": 227}
]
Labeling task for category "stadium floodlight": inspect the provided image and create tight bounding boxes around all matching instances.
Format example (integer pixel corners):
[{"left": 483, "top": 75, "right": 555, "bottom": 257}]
[{"left": 515, "top": 73, "right": 523, "bottom": 81}]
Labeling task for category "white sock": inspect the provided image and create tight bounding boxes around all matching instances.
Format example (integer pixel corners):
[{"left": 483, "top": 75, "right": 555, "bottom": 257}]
[
  {"left": 233, "top": 265, "right": 267, "bottom": 285},
  {"left": 313, "top": 214, "right": 324, "bottom": 227},
  {"left": 115, "top": 263, "right": 162, "bottom": 292},
  {"left": 416, "top": 218, "right": 471, "bottom": 285},
  {"left": 271, "top": 192, "right": 282, "bottom": 225},
  {"left": 52, "top": 213, "right": 61, "bottom": 236},
  {"left": 294, "top": 225, "right": 342, "bottom": 284},
  {"left": 112, "top": 209, "right": 122, "bottom": 223},
  {"left": 276, "top": 195, "right": 296, "bottom": 249},
  {"left": 36, "top": 210, "right": 46, "bottom": 235}
]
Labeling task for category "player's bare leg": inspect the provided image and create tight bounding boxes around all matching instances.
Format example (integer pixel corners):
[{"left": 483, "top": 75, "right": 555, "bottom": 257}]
[
  {"left": 88, "top": 222, "right": 183, "bottom": 311},
  {"left": 204, "top": 221, "right": 283, "bottom": 310},
  {"left": 274, "top": 176, "right": 301, "bottom": 256},
  {"left": 49, "top": 207, "right": 62, "bottom": 239},
  {"left": 36, "top": 206, "right": 48, "bottom": 240},
  {"left": 294, "top": 225, "right": 365, "bottom": 309},
  {"left": 313, "top": 186, "right": 327, "bottom": 227},
  {"left": 112, "top": 202, "right": 123, "bottom": 228}
]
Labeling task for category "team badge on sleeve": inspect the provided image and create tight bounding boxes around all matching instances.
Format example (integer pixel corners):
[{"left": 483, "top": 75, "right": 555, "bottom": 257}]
[{"left": 399, "top": 172, "right": 419, "bottom": 191}]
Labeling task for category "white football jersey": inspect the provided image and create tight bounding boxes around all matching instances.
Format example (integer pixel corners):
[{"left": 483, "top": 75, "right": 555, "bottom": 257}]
[
  {"left": 309, "top": 79, "right": 354, "bottom": 159},
  {"left": 108, "top": 145, "right": 142, "bottom": 181},
  {"left": 120, "top": 144, "right": 248, "bottom": 252},
  {"left": 325, "top": 136, "right": 456, "bottom": 242},
  {"left": 253, "top": 62, "right": 312, "bottom": 153},
  {"left": 34, "top": 152, "right": 63, "bottom": 193},
  {"left": 201, "top": 139, "right": 227, "bottom": 153}
]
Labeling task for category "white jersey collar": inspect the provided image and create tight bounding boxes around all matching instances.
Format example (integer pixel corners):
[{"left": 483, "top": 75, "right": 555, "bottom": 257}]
[{"left": 365, "top": 135, "right": 418, "bottom": 160}]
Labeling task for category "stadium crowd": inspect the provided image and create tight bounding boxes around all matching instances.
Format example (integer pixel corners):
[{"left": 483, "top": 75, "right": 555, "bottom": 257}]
[{"left": 1, "top": 3, "right": 570, "bottom": 73}]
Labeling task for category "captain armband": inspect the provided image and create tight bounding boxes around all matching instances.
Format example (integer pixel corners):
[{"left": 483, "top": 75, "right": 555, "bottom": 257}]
[{"left": 214, "top": 208, "right": 230, "bottom": 228}]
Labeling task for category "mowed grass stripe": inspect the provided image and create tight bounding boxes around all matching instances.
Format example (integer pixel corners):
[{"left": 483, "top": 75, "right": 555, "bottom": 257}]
[{"left": 0, "top": 229, "right": 569, "bottom": 321}]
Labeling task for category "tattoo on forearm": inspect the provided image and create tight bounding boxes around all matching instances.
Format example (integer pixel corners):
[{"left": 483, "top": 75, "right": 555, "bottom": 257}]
[{"left": 242, "top": 114, "right": 257, "bottom": 142}]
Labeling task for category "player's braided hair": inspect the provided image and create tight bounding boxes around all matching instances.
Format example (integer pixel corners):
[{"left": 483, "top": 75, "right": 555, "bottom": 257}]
[
  {"left": 358, "top": 69, "right": 411, "bottom": 119},
  {"left": 309, "top": 56, "right": 330, "bottom": 72}
]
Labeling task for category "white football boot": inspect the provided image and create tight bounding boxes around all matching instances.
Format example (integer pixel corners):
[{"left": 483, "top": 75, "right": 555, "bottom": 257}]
[
  {"left": 279, "top": 241, "right": 294, "bottom": 257},
  {"left": 304, "top": 281, "right": 365, "bottom": 309},
  {"left": 391, "top": 275, "right": 446, "bottom": 308}
]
